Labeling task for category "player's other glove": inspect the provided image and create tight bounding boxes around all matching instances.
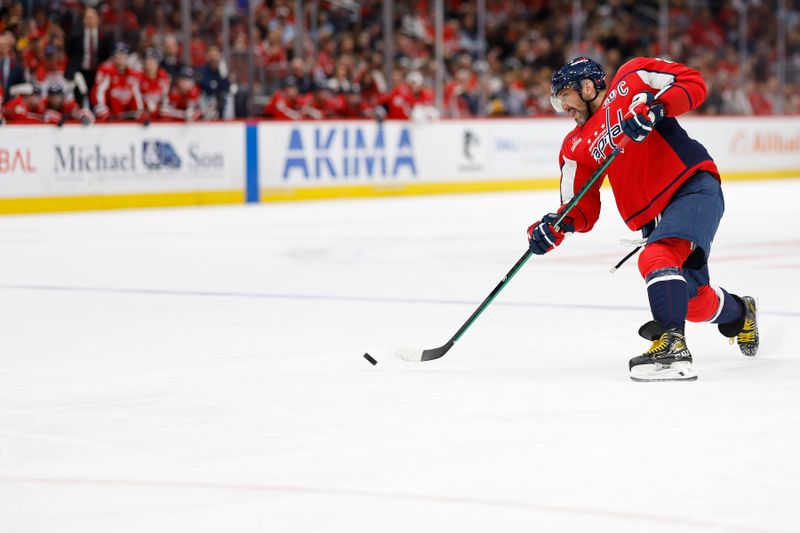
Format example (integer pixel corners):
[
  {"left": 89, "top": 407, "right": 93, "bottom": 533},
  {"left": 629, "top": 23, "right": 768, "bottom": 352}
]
[
  {"left": 527, "top": 213, "right": 575, "bottom": 255},
  {"left": 44, "top": 109, "right": 63, "bottom": 126},
  {"left": 93, "top": 103, "right": 110, "bottom": 121},
  {"left": 621, "top": 92, "right": 665, "bottom": 143}
]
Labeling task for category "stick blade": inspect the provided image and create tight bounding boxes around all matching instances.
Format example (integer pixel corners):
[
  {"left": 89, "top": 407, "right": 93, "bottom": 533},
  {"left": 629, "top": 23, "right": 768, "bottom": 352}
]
[
  {"left": 394, "top": 341, "right": 454, "bottom": 362},
  {"left": 394, "top": 346, "right": 424, "bottom": 362}
]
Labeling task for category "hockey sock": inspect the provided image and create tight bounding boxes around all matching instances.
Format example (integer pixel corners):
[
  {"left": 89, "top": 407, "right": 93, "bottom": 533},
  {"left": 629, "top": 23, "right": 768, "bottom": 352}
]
[
  {"left": 711, "top": 288, "right": 744, "bottom": 325},
  {"left": 639, "top": 239, "right": 693, "bottom": 332},
  {"left": 646, "top": 267, "right": 689, "bottom": 331}
]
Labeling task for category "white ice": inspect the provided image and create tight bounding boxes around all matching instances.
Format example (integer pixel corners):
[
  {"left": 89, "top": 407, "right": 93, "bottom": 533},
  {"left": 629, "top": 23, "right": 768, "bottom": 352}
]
[{"left": 1, "top": 180, "right": 799, "bottom": 533}]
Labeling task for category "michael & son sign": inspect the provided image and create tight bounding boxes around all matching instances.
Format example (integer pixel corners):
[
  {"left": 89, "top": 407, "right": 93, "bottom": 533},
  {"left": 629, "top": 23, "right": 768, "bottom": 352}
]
[{"left": 0, "top": 123, "right": 243, "bottom": 198}]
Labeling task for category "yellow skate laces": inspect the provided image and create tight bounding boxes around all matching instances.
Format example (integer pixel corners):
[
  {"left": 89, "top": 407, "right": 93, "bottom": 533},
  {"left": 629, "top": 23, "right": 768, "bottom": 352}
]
[
  {"left": 647, "top": 334, "right": 668, "bottom": 354},
  {"left": 732, "top": 318, "right": 757, "bottom": 345}
]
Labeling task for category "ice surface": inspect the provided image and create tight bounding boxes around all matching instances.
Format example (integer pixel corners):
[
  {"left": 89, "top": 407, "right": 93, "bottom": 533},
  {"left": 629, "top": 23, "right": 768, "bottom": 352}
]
[{"left": 1, "top": 180, "right": 799, "bottom": 532}]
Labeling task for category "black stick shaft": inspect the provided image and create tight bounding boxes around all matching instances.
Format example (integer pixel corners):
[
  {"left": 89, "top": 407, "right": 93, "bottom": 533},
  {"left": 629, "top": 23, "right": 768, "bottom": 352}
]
[{"left": 611, "top": 245, "right": 643, "bottom": 273}]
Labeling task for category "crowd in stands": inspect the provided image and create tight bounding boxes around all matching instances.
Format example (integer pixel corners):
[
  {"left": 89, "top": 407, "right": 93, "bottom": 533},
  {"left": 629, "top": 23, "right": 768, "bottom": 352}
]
[{"left": 0, "top": 0, "right": 797, "bottom": 125}]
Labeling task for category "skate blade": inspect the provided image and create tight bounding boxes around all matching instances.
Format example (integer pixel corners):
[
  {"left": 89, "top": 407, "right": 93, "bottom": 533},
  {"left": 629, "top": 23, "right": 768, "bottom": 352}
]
[{"left": 630, "top": 362, "right": 698, "bottom": 382}]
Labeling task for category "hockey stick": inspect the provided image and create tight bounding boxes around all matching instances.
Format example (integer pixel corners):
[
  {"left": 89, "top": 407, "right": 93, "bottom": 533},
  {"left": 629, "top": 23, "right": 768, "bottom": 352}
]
[
  {"left": 395, "top": 142, "right": 627, "bottom": 362},
  {"left": 610, "top": 245, "right": 642, "bottom": 273},
  {"left": 73, "top": 72, "right": 89, "bottom": 109}
]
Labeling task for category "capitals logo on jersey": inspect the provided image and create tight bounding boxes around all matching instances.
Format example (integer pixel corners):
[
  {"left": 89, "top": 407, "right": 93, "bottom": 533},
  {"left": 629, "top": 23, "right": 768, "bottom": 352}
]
[{"left": 587, "top": 108, "right": 626, "bottom": 163}]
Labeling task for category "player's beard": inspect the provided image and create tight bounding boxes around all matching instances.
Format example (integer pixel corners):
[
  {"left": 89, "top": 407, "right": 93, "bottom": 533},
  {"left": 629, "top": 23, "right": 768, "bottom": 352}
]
[
  {"left": 573, "top": 105, "right": 589, "bottom": 126},
  {"left": 566, "top": 104, "right": 589, "bottom": 125}
]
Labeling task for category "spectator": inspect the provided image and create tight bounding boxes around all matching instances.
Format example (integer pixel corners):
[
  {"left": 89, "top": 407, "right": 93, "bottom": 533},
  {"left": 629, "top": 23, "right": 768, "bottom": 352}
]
[
  {"left": 160, "top": 34, "right": 182, "bottom": 81},
  {"left": 33, "top": 45, "right": 67, "bottom": 86},
  {"left": 22, "top": 30, "right": 45, "bottom": 76},
  {"left": 2, "top": 0, "right": 798, "bottom": 119},
  {"left": 0, "top": 32, "right": 26, "bottom": 96},
  {"left": 198, "top": 45, "right": 230, "bottom": 119},
  {"left": 443, "top": 68, "right": 478, "bottom": 118},
  {"left": 65, "top": 7, "right": 112, "bottom": 102},
  {"left": 287, "top": 57, "right": 314, "bottom": 94},
  {"left": 486, "top": 67, "right": 526, "bottom": 116},
  {"left": 92, "top": 42, "right": 143, "bottom": 121}
]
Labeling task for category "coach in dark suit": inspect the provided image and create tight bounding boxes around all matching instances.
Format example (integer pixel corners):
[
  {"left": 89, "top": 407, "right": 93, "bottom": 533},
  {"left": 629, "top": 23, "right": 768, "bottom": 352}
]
[
  {"left": 0, "top": 33, "right": 26, "bottom": 96},
  {"left": 65, "top": 7, "right": 112, "bottom": 100}
]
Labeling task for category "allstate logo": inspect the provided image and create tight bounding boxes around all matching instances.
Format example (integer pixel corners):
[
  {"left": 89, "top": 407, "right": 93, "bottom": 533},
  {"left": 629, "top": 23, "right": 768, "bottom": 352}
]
[{"left": 142, "top": 141, "right": 181, "bottom": 170}]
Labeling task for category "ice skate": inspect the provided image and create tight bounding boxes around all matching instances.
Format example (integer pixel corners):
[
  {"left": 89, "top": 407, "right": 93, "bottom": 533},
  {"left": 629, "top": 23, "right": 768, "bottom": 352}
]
[
  {"left": 629, "top": 321, "right": 697, "bottom": 382},
  {"left": 719, "top": 296, "right": 759, "bottom": 357}
]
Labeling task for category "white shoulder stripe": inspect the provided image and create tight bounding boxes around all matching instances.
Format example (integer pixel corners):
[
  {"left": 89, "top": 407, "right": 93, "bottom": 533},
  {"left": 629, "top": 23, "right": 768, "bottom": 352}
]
[
  {"left": 560, "top": 156, "right": 577, "bottom": 203},
  {"left": 636, "top": 70, "right": 675, "bottom": 91}
]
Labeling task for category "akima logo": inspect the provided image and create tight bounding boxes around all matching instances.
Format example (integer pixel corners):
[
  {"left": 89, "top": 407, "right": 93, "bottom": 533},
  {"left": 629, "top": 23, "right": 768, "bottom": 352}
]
[
  {"left": 142, "top": 141, "right": 181, "bottom": 170},
  {"left": 282, "top": 126, "right": 417, "bottom": 180}
]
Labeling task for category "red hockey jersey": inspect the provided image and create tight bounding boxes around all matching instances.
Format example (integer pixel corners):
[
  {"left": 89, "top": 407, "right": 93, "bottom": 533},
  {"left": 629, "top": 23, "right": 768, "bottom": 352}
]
[
  {"left": 161, "top": 85, "right": 202, "bottom": 120},
  {"left": 139, "top": 68, "right": 171, "bottom": 115},
  {"left": 3, "top": 95, "right": 47, "bottom": 123},
  {"left": 92, "top": 61, "right": 143, "bottom": 117},
  {"left": 263, "top": 91, "right": 302, "bottom": 120},
  {"left": 557, "top": 57, "right": 719, "bottom": 232}
]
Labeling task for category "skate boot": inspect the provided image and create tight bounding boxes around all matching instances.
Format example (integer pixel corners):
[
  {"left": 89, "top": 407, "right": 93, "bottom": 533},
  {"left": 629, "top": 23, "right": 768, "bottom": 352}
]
[
  {"left": 718, "top": 295, "right": 759, "bottom": 356},
  {"left": 629, "top": 321, "right": 697, "bottom": 382}
]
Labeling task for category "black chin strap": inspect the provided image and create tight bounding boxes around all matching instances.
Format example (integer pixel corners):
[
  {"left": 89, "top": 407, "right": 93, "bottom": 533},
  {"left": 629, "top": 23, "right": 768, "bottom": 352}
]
[{"left": 580, "top": 84, "right": 600, "bottom": 119}]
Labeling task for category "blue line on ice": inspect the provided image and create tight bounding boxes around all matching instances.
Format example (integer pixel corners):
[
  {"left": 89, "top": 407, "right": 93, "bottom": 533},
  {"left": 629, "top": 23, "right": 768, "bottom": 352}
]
[{"left": 1, "top": 283, "right": 798, "bottom": 317}]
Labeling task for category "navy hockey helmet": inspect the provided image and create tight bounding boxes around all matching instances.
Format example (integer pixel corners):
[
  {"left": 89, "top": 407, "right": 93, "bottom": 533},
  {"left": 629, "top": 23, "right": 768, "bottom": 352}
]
[
  {"left": 113, "top": 42, "right": 130, "bottom": 55},
  {"left": 47, "top": 81, "right": 66, "bottom": 96},
  {"left": 550, "top": 57, "right": 606, "bottom": 113}
]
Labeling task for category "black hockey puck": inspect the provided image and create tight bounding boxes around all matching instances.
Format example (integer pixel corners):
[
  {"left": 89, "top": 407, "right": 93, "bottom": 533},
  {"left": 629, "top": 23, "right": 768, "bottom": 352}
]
[{"left": 363, "top": 353, "right": 378, "bottom": 366}]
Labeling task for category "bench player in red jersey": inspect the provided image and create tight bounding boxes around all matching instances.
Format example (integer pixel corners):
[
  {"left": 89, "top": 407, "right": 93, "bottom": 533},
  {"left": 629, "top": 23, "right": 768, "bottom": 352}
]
[{"left": 528, "top": 57, "right": 759, "bottom": 381}]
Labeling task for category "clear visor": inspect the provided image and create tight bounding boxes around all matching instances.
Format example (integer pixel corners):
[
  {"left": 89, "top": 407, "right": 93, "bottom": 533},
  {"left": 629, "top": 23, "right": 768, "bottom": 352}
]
[
  {"left": 550, "top": 94, "right": 566, "bottom": 113},
  {"left": 550, "top": 81, "right": 582, "bottom": 114}
]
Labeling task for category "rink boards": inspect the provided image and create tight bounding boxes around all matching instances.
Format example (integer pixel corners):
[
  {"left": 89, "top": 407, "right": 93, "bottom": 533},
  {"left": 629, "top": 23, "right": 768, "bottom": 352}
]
[{"left": 0, "top": 117, "right": 797, "bottom": 214}]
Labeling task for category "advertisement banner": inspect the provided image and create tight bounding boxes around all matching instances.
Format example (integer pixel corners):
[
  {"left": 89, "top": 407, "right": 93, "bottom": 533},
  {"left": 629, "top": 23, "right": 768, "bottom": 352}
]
[
  {"left": 682, "top": 117, "right": 800, "bottom": 174},
  {"left": 259, "top": 117, "right": 800, "bottom": 200},
  {"left": 258, "top": 119, "right": 575, "bottom": 196},
  {"left": 0, "top": 123, "right": 245, "bottom": 199}
]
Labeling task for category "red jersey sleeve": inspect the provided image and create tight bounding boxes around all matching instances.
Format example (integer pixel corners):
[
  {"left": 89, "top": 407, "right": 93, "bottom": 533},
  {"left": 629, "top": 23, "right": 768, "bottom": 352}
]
[
  {"left": 556, "top": 128, "right": 603, "bottom": 233},
  {"left": 558, "top": 150, "right": 602, "bottom": 232},
  {"left": 619, "top": 57, "right": 707, "bottom": 117}
]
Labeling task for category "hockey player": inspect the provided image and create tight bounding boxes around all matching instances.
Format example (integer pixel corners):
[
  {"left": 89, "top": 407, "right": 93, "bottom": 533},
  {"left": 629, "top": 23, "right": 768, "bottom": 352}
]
[
  {"left": 42, "top": 82, "right": 95, "bottom": 125},
  {"left": 530, "top": 57, "right": 759, "bottom": 381},
  {"left": 92, "top": 42, "right": 143, "bottom": 122},
  {"left": 138, "top": 48, "right": 170, "bottom": 120},
  {"left": 384, "top": 71, "right": 437, "bottom": 120},
  {"left": 161, "top": 66, "right": 202, "bottom": 122},
  {"left": 297, "top": 81, "right": 340, "bottom": 119},
  {"left": 263, "top": 77, "right": 303, "bottom": 120},
  {"left": 2, "top": 84, "right": 59, "bottom": 124}
]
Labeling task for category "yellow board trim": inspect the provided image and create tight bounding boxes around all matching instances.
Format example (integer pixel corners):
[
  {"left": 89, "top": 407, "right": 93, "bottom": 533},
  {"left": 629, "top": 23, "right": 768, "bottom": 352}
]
[
  {"left": 262, "top": 169, "right": 800, "bottom": 202},
  {"left": 720, "top": 168, "right": 800, "bottom": 181},
  {"left": 263, "top": 179, "right": 562, "bottom": 202},
  {"left": 0, "top": 190, "right": 243, "bottom": 215}
]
